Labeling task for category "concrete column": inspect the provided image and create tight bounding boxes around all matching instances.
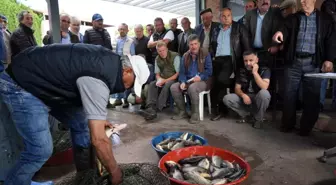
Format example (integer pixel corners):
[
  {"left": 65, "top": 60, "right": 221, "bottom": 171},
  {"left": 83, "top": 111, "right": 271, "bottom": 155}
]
[
  {"left": 46, "top": 0, "right": 61, "bottom": 43},
  {"left": 196, "top": 0, "right": 201, "bottom": 25}
]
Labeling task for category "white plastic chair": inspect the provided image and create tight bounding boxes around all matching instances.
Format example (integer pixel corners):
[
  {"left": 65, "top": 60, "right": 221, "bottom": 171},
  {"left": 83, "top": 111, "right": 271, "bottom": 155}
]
[{"left": 199, "top": 90, "right": 211, "bottom": 121}]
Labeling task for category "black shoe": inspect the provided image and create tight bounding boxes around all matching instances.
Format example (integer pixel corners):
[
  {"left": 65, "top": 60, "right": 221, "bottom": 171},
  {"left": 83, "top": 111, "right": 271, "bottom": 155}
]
[
  {"left": 236, "top": 116, "right": 255, "bottom": 124},
  {"left": 280, "top": 126, "right": 294, "bottom": 133},
  {"left": 210, "top": 113, "right": 222, "bottom": 121},
  {"left": 138, "top": 107, "right": 157, "bottom": 120},
  {"left": 107, "top": 102, "right": 115, "bottom": 109},
  {"left": 108, "top": 99, "right": 123, "bottom": 109},
  {"left": 122, "top": 102, "right": 129, "bottom": 108},
  {"left": 297, "top": 130, "right": 311, "bottom": 137},
  {"left": 252, "top": 120, "right": 263, "bottom": 129},
  {"left": 320, "top": 103, "right": 324, "bottom": 112},
  {"left": 140, "top": 104, "right": 146, "bottom": 110}
]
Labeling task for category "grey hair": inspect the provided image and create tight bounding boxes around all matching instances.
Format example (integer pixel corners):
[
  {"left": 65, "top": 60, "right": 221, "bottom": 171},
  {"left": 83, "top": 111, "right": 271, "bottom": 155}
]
[
  {"left": 121, "top": 56, "right": 132, "bottom": 69},
  {"left": 134, "top": 24, "right": 143, "bottom": 30},
  {"left": 219, "top": 8, "right": 232, "bottom": 18},
  {"left": 70, "top": 16, "right": 81, "bottom": 24},
  {"left": 181, "top": 17, "right": 190, "bottom": 24},
  {"left": 60, "top": 13, "right": 70, "bottom": 19},
  {"left": 18, "top": 10, "right": 30, "bottom": 22},
  {"left": 170, "top": 18, "right": 178, "bottom": 23},
  {"left": 187, "top": 34, "right": 200, "bottom": 43}
]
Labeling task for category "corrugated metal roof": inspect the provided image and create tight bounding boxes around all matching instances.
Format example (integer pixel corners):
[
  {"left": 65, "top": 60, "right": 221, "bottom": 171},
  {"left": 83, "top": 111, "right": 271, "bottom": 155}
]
[{"left": 102, "top": 0, "right": 196, "bottom": 17}]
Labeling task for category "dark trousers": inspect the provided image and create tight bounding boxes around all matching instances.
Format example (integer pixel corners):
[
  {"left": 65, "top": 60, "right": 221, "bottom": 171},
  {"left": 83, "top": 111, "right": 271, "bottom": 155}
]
[
  {"left": 210, "top": 56, "right": 234, "bottom": 112},
  {"left": 282, "top": 57, "right": 321, "bottom": 133},
  {"left": 146, "top": 80, "right": 175, "bottom": 110}
]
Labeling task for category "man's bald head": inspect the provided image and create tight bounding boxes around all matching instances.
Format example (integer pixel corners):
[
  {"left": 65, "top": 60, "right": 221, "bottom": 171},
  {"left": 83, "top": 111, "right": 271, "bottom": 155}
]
[{"left": 219, "top": 8, "right": 233, "bottom": 26}]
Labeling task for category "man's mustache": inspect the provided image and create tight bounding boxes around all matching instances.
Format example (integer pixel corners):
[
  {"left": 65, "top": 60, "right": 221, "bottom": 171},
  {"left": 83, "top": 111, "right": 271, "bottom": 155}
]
[{"left": 262, "top": 2, "right": 269, "bottom": 5}]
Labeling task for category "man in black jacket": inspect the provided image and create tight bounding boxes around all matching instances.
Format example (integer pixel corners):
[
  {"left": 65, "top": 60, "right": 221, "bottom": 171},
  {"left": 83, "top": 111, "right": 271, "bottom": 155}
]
[
  {"left": 83, "top": 13, "right": 113, "bottom": 50},
  {"left": 210, "top": 8, "right": 252, "bottom": 121},
  {"left": 273, "top": 0, "right": 335, "bottom": 136},
  {"left": 177, "top": 17, "right": 195, "bottom": 56},
  {"left": 244, "top": 0, "right": 282, "bottom": 67},
  {"left": 10, "top": 10, "right": 37, "bottom": 57},
  {"left": 224, "top": 51, "right": 271, "bottom": 128},
  {"left": 169, "top": 18, "right": 182, "bottom": 52},
  {"left": 0, "top": 44, "right": 149, "bottom": 185}
]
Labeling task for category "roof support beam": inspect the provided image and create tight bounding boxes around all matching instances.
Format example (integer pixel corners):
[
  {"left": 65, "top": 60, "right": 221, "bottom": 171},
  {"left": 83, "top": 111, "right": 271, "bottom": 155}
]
[{"left": 46, "top": 0, "right": 61, "bottom": 43}]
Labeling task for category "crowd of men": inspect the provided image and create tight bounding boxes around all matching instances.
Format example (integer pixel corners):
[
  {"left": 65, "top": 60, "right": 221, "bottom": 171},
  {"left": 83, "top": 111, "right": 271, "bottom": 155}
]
[
  {"left": 1, "top": 0, "right": 336, "bottom": 184},
  {"left": 1, "top": 0, "right": 336, "bottom": 132}
]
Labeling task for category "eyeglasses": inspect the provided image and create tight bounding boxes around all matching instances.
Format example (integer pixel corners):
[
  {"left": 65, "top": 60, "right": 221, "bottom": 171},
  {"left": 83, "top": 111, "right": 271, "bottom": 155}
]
[{"left": 62, "top": 20, "right": 70, "bottom": 24}]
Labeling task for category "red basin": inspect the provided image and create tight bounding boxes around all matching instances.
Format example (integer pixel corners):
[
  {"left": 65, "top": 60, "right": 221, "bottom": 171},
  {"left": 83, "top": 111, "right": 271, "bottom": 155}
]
[{"left": 158, "top": 146, "right": 251, "bottom": 185}]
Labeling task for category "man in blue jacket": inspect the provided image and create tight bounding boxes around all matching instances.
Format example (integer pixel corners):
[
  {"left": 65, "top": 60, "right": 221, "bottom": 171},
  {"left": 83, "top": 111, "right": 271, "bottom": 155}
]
[
  {"left": 0, "top": 43, "right": 149, "bottom": 185},
  {"left": 170, "top": 34, "right": 212, "bottom": 124}
]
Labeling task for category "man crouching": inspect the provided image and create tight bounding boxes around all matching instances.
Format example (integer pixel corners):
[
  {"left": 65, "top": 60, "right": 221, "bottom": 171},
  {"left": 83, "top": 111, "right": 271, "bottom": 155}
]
[
  {"left": 170, "top": 34, "right": 212, "bottom": 124},
  {"left": 223, "top": 51, "right": 271, "bottom": 128}
]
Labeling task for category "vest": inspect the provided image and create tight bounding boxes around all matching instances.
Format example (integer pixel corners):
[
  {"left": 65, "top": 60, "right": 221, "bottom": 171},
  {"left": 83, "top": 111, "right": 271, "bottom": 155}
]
[
  {"left": 121, "top": 37, "right": 133, "bottom": 56},
  {"left": 156, "top": 51, "right": 178, "bottom": 79},
  {"left": 6, "top": 43, "right": 124, "bottom": 107},
  {"left": 239, "top": 67, "right": 269, "bottom": 93},
  {"left": 84, "top": 28, "right": 113, "bottom": 50}
]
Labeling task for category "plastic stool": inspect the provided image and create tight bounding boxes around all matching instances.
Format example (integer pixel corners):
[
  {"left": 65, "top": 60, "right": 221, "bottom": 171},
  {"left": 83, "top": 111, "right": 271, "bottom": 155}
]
[{"left": 199, "top": 90, "right": 211, "bottom": 121}]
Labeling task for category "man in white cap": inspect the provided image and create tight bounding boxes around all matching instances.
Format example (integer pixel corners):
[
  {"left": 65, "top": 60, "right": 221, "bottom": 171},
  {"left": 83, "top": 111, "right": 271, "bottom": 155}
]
[{"left": 0, "top": 43, "right": 149, "bottom": 185}]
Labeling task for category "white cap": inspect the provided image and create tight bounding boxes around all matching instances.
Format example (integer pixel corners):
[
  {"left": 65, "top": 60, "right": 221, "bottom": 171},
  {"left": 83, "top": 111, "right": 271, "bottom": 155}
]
[{"left": 127, "top": 55, "right": 150, "bottom": 97}]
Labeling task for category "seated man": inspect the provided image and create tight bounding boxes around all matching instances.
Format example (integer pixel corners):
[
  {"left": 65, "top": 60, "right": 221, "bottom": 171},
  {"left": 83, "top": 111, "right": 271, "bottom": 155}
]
[
  {"left": 223, "top": 51, "right": 271, "bottom": 129},
  {"left": 170, "top": 34, "right": 212, "bottom": 124},
  {"left": 139, "top": 41, "right": 180, "bottom": 120}
]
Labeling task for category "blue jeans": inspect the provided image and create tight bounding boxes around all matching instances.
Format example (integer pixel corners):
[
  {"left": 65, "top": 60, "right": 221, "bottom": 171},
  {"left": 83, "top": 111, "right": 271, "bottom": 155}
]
[
  {"left": 111, "top": 92, "right": 124, "bottom": 100},
  {"left": 0, "top": 72, "right": 90, "bottom": 185}
]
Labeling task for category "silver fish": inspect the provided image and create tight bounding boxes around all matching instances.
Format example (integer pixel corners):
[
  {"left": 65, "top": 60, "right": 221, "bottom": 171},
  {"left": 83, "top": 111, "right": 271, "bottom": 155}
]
[
  {"left": 183, "top": 164, "right": 192, "bottom": 168},
  {"left": 156, "top": 144, "right": 163, "bottom": 151},
  {"left": 182, "top": 166, "right": 207, "bottom": 173},
  {"left": 170, "top": 167, "right": 184, "bottom": 181},
  {"left": 212, "top": 156, "right": 223, "bottom": 168},
  {"left": 195, "top": 139, "right": 202, "bottom": 145},
  {"left": 158, "top": 137, "right": 173, "bottom": 146},
  {"left": 187, "top": 135, "right": 194, "bottom": 141},
  {"left": 184, "top": 171, "right": 212, "bottom": 185},
  {"left": 179, "top": 155, "right": 206, "bottom": 165},
  {"left": 227, "top": 169, "right": 246, "bottom": 181},
  {"left": 180, "top": 132, "right": 188, "bottom": 140},
  {"left": 164, "top": 160, "right": 180, "bottom": 170},
  {"left": 212, "top": 167, "right": 235, "bottom": 179},
  {"left": 212, "top": 178, "right": 228, "bottom": 184},
  {"left": 167, "top": 140, "right": 176, "bottom": 149},
  {"left": 222, "top": 160, "right": 234, "bottom": 169},
  {"left": 171, "top": 141, "right": 185, "bottom": 151},
  {"left": 184, "top": 140, "right": 202, "bottom": 147},
  {"left": 198, "top": 158, "right": 210, "bottom": 170}
]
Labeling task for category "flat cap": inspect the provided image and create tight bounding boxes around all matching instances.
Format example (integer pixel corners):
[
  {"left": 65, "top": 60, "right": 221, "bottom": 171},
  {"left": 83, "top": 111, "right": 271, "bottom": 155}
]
[
  {"left": 279, "top": 0, "right": 296, "bottom": 10},
  {"left": 200, "top": 8, "right": 212, "bottom": 16}
]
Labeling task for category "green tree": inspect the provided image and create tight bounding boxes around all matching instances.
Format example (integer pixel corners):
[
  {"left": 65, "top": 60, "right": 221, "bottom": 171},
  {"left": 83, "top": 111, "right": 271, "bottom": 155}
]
[{"left": 0, "top": 0, "right": 43, "bottom": 45}]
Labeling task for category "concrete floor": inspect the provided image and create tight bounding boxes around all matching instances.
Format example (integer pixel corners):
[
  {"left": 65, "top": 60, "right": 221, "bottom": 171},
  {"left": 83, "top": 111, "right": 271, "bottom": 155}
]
[{"left": 36, "top": 104, "right": 336, "bottom": 185}]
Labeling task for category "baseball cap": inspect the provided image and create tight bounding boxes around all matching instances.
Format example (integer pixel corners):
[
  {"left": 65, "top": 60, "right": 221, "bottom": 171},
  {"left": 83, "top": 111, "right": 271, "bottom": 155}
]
[
  {"left": 92, "top": 13, "right": 103, "bottom": 21},
  {"left": 126, "top": 55, "right": 150, "bottom": 97}
]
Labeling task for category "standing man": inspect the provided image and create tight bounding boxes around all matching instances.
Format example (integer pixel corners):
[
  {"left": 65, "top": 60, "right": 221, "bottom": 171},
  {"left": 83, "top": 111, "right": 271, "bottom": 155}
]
[
  {"left": 148, "top": 17, "right": 175, "bottom": 62},
  {"left": 83, "top": 13, "right": 113, "bottom": 50},
  {"left": 0, "top": 15, "right": 5, "bottom": 72},
  {"left": 140, "top": 41, "right": 180, "bottom": 120},
  {"left": 238, "top": 0, "right": 257, "bottom": 24},
  {"left": 170, "top": 34, "right": 212, "bottom": 124},
  {"left": 0, "top": 15, "right": 10, "bottom": 69},
  {"left": 70, "top": 16, "right": 84, "bottom": 43},
  {"left": 134, "top": 24, "right": 152, "bottom": 64},
  {"left": 0, "top": 43, "right": 149, "bottom": 185},
  {"left": 169, "top": 18, "right": 182, "bottom": 52},
  {"left": 273, "top": 0, "right": 336, "bottom": 136},
  {"left": 224, "top": 51, "right": 271, "bottom": 129},
  {"left": 195, "top": 8, "right": 220, "bottom": 55},
  {"left": 146, "top": 24, "right": 154, "bottom": 38},
  {"left": 10, "top": 11, "right": 37, "bottom": 57},
  {"left": 244, "top": 0, "right": 281, "bottom": 67},
  {"left": 210, "top": 8, "right": 251, "bottom": 121},
  {"left": 178, "top": 17, "right": 195, "bottom": 56},
  {"left": 110, "top": 23, "right": 135, "bottom": 109}
]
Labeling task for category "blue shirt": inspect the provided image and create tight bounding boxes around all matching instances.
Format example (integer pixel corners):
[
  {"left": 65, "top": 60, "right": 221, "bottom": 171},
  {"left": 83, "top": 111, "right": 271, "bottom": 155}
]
[
  {"left": 216, "top": 25, "right": 232, "bottom": 57},
  {"left": 296, "top": 12, "right": 316, "bottom": 54},
  {"left": 61, "top": 32, "right": 71, "bottom": 44},
  {"left": 253, "top": 11, "right": 266, "bottom": 48},
  {"left": 179, "top": 53, "right": 213, "bottom": 83},
  {"left": 116, "top": 36, "right": 135, "bottom": 56}
]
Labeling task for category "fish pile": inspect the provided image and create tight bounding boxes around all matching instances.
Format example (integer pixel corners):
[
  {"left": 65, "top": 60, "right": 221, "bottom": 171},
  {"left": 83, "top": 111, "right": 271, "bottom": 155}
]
[
  {"left": 156, "top": 133, "right": 203, "bottom": 152},
  {"left": 164, "top": 155, "right": 247, "bottom": 185}
]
